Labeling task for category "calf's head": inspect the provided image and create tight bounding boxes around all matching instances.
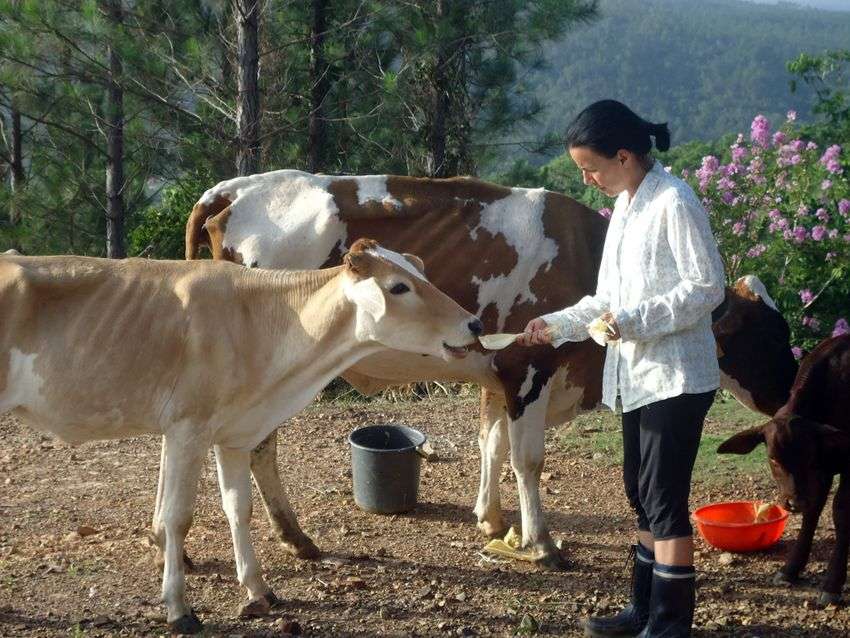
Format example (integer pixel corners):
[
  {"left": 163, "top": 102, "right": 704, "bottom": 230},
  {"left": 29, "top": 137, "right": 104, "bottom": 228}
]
[
  {"left": 341, "top": 238, "right": 482, "bottom": 360},
  {"left": 718, "top": 415, "right": 850, "bottom": 512}
]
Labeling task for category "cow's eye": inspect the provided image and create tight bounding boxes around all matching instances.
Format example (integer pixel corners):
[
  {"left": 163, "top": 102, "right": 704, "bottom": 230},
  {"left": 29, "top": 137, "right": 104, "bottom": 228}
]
[{"left": 390, "top": 283, "right": 410, "bottom": 295}]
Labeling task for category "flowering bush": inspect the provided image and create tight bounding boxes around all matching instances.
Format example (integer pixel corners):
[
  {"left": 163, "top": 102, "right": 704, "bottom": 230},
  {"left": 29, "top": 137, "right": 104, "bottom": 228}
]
[{"left": 685, "top": 111, "right": 849, "bottom": 354}]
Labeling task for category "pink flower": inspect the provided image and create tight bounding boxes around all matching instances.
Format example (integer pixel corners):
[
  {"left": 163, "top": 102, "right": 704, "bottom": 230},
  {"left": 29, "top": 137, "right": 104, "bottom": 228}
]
[
  {"left": 746, "top": 244, "right": 767, "bottom": 258},
  {"left": 792, "top": 226, "right": 808, "bottom": 243},
  {"left": 802, "top": 316, "right": 821, "bottom": 331},
  {"left": 750, "top": 115, "right": 771, "bottom": 148},
  {"left": 696, "top": 156, "right": 720, "bottom": 191},
  {"left": 787, "top": 110, "right": 797, "bottom": 122},
  {"left": 807, "top": 141, "right": 818, "bottom": 151},
  {"left": 829, "top": 229, "right": 839, "bottom": 239},
  {"left": 833, "top": 318, "right": 850, "bottom": 337},
  {"left": 772, "top": 131, "right": 786, "bottom": 146},
  {"left": 731, "top": 146, "right": 747, "bottom": 164},
  {"left": 732, "top": 221, "right": 746, "bottom": 235},
  {"left": 598, "top": 207, "right": 612, "bottom": 219},
  {"left": 797, "top": 204, "right": 810, "bottom": 217},
  {"left": 812, "top": 226, "right": 827, "bottom": 241},
  {"left": 791, "top": 346, "right": 803, "bottom": 360},
  {"left": 820, "top": 144, "right": 843, "bottom": 174},
  {"left": 799, "top": 289, "right": 814, "bottom": 305},
  {"left": 816, "top": 208, "right": 830, "bottom": 223},
  {"left": 822, "top": 179, "right": 832, "bottom": 190},
  {"left": 839, "top": 199, "right": 850, "bottom": 217}
]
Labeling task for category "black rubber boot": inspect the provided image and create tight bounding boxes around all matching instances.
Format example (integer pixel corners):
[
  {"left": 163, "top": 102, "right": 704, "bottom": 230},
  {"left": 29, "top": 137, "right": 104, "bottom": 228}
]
[
  {"left": 584, "top": 544, "right": 654, "bottom": 637},
  {"left": 636, "top": 563, "right": 695, "bottom": 638}
]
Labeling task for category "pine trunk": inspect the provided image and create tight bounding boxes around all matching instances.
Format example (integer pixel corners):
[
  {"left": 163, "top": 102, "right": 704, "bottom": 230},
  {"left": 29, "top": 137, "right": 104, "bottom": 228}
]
[
  {"left": 235, "top": 0, "right": 261, "bottom": 176},
  {"left": 428, "top": 0, "right": 450, "bottom": 178},
  {"left": 307, "top": 0, "right": 328, "bottom": 173},
  {"left": 105, "top": 0, "right": 126, "bottom": 259},
  {"left": 9, "top": 102, "right": 23, "bottom": 226}
]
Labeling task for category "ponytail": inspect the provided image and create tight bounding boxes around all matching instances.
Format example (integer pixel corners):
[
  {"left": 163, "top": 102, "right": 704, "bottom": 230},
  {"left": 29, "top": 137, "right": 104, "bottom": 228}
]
[{"left": 565, "top": 100, "right": 672, "bottom": 157}]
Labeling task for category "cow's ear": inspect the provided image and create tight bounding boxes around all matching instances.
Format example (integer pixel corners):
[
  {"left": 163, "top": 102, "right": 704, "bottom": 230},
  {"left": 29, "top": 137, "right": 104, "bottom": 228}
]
[
  {"left": 343, "top": 250, "right": 372, "bottom": 278},
  {"left": 402, "top": 253, "right": 426, "bottom": 277},
  {"left": 717, "top": 424, "right": 766, "bottom": 455}
]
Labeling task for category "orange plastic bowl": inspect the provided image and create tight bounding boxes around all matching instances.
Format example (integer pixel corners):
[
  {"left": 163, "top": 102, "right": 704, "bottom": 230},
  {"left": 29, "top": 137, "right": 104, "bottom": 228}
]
[{"left": 692, "top": 501, "right": 789, "bottom": 552}]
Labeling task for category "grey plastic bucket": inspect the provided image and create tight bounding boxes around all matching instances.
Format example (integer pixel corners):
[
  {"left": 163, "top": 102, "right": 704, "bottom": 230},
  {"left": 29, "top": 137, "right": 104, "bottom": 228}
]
[{"left": 348, "top": 424, "right": 426, "bottom": 514}]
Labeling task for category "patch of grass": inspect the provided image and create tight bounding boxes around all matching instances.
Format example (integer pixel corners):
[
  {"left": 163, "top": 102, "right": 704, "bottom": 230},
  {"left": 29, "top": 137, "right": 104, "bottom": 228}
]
[{"left": 556, "top": 394, "right": 770, "bottom": 485}]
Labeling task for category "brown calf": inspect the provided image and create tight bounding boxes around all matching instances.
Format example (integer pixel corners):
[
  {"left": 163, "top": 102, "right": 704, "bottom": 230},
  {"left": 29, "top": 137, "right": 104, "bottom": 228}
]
[{"left": 718, "top": 334, "right": 850, "bottom": 604}]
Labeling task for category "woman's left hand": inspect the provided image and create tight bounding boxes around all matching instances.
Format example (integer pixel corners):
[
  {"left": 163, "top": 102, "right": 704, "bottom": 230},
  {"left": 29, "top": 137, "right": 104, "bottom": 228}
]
[{"left": 600, "top": 312, "right": 622, "bottom": 341}]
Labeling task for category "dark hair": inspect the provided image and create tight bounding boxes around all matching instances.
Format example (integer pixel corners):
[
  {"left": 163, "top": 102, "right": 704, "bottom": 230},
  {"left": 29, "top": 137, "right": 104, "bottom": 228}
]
[{"left": 564, "top": 100, "right": 671, "bottom": 157}]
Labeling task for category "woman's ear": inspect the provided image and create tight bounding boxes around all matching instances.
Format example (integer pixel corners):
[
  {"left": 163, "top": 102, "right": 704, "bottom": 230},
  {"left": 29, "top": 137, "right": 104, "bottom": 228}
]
[{"left": 617, "top": 150, "right": 628, "bottom": 165}]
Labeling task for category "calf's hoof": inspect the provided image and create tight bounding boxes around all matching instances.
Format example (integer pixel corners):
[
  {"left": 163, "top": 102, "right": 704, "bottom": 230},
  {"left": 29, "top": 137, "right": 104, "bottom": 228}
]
[
  {"left": 534, "top": 550, "right": 572, "bottom": 571},
  {"left": 287, "top": 537, "right": 321, "bottom": 560},
  {"left": 818, "top": 591, "right": 841, "bottom": 606},
  {"left": 169, "top": 610, "right": 202, "bottom": 635},
  {"left": 476, "top": 519, "right": 508, "bottom": 539},
  {"left": 264, "top": 590, "right": 285, "bottom": 609},
  {"left": 239, "top": 595, "right": 272, "bottom": 618},
  {"left": 773, "top": 569, "right": 800, "bottom": 586}
]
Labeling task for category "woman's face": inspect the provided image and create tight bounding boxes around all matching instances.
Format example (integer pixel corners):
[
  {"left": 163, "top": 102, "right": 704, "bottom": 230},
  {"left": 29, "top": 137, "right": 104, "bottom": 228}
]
[{"left": 569, "top": 145, "right": 631, "bottom": 197}]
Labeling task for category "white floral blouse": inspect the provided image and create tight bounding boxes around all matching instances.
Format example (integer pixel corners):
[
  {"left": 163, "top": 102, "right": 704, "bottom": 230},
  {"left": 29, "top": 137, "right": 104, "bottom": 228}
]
[{"left": 541, "top": 161, "right": 726, "bottom": 413}]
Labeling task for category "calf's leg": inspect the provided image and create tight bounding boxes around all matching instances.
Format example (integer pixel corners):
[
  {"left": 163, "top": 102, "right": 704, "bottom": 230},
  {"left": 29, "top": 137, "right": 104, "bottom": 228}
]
[
  {"left": 821, "top": 473, "right": 850, "bottom": 604},
  {"left": 474, "top": 389, "right": 510, "bottom": 538},
  {"left": 149, "top": 435, "right": 194, "bottom": 571},
  {"left": 160, "top": 429, "right": 207, "bottom": 634},
  {"left": 776, "top": 475, "right": 832, "bottom": 585},
  {"left": 215, "top": 445, "right": 277, "bottom": 617},
  {"left": 251, "top": 431, "right": 321, "bottom": 559}
]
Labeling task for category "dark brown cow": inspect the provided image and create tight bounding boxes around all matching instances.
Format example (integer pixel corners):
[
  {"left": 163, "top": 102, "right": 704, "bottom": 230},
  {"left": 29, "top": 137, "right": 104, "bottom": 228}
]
[
  {"left": 719, "top": 335, "right": 850, "bottom": 604},
  {"left": 171, "top": 170, "right": 796, "bottom": 569}
]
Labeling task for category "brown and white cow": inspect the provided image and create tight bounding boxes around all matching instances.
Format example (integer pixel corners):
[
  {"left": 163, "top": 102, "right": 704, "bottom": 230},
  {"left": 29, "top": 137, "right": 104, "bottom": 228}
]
[
  {"left": 718, "top": 334, "right": 850, "bottom": 604},
  {"left": 0, "top": 240, "right": 481, "bottom": 634},
  {"left": 181, "top": 169, "right": 798, "bottom": 569}
]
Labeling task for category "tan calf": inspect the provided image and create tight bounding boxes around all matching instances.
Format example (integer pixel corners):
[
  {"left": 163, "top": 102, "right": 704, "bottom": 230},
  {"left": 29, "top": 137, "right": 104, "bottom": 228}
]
[{"left": 0, "top": 239, "right": 481, "bottom": 634}]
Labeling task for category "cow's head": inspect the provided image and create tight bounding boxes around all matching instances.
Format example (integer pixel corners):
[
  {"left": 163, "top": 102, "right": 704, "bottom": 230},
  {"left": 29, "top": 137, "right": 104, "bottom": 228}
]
[
  {"left": 342, "top": 238, "right": 482, "bottom": 360},
  {"left": 712, "top": 275, "right": 798, "bottom": 415},
  {"left": 717, "top": 414, "right": 850, "bottom": 512}
]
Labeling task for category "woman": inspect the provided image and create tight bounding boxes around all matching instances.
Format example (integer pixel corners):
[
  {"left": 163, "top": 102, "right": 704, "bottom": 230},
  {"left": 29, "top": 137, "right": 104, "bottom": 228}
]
[{"left": 517, "top": 100, "right": 725, "bottom": 638}]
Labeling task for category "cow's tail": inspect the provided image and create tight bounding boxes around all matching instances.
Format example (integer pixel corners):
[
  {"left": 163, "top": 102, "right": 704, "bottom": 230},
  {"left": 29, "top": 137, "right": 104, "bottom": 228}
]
[{"left": 185, "top": 200, "right": 213, "bottom": 260}]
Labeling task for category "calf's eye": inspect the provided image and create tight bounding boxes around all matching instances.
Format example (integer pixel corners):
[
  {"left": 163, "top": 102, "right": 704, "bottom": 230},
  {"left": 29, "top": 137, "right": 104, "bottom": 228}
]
[{"left": 390, "top": 283, "right": 410, "bottom": 295}]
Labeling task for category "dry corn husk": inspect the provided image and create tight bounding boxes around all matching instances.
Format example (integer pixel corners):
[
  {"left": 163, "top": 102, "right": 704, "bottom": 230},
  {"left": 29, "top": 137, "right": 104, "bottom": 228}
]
[
  {"left": 587, "top": 317, "right": 616, "bottom": 346},
  {"left": 482, "top": 526, "right": 537, "bottom": 562},
  {"left": 754, "top": 501, "right": 775, "bottom": 523},
  {"left": 478, "top": 327, "right": 554, "bottom": 350},
  {"left": 478, "top": 333, "right": 519, "bottom": 350}
]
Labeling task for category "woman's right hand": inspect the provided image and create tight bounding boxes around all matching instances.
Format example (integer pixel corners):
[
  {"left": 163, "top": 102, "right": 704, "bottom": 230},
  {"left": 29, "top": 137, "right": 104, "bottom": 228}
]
[{"left": 516, "top": 317, "right": 552, "bottom": 346}]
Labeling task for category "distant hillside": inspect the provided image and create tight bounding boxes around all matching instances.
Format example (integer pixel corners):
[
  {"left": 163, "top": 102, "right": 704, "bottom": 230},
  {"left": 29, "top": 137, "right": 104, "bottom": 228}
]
[{"left": 494, "top": 0, "right": 850, "bottom": 169}]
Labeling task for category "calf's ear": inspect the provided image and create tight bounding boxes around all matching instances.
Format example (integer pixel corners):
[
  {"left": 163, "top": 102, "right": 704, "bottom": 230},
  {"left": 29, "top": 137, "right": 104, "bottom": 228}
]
[{"left": 717, "top": 424, "right": 766, "bottom": 455}]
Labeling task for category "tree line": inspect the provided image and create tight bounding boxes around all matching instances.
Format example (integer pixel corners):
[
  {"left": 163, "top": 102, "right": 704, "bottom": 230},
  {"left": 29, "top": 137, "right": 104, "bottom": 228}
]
[{"left": 0, "top": 0, "right": 598, "bottom": 258}]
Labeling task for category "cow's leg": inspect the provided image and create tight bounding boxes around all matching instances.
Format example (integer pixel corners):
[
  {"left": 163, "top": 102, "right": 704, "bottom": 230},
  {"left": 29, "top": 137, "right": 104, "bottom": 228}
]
[
  {"left": 149, "top": 435, "right": 194, "bottom": 571},
  {"left": 251, "top": 431, "right": 321, "bottom": 559},
  {"left": 160, "top": 430, "right": 207, "bottom": 634},
  {"left": 474, "top": 389, "right": 510, "bottom": 538},
  {"left": 507, "top": 383, "right": 566, "bottom": 570},
  {"left": 821, "top": 473, "right": 850, "bottom": 604},
  {"left": 215, "top": 445, "right": 277, "bottom": 617},
  {"left": 776, "top": 475, "right": 833, "bottom": 585}
]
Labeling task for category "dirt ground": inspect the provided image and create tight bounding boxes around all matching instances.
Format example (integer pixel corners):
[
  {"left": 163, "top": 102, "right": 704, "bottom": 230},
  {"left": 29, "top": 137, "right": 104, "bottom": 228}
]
[{"left": 1, "top": 394, "right": 848, "bottom": 637}]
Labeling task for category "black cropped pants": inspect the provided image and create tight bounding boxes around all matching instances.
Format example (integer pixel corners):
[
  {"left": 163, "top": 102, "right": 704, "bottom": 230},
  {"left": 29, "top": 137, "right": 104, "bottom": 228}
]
[{"left": 621, "top": 390, "right": 716, "bottom": 540}]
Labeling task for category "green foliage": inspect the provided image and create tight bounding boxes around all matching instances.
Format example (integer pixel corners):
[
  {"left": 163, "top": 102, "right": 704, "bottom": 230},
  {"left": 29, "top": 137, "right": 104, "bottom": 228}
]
[
  {"left": 129, "top": 172, "right": 213, "bottom": 259},
  {"left": 788, "top": 49, "right": 850, "bottom": 139},
  {"left": 489, "top": 0, "right": 850, "bottom": 173}
]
